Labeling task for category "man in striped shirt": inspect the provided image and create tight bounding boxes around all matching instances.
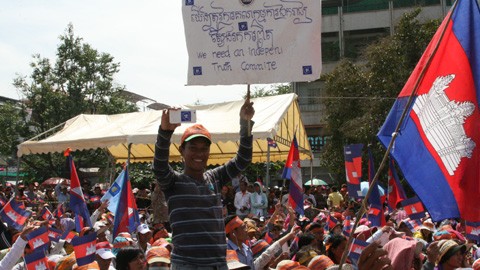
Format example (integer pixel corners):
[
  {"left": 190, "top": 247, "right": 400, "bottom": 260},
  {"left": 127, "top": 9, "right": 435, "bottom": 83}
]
[{"left": 153, "top": 96, "right": 255, "bottom": 270}]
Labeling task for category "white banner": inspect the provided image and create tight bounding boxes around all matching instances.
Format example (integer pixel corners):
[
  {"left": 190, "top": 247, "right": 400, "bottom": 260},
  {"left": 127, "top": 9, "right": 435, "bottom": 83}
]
[{"left": 183, "top": 0, "right": 322, "bottom": 86}]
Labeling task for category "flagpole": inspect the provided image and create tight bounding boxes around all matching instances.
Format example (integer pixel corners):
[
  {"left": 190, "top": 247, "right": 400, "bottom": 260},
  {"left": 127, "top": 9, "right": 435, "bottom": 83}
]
[
  {"left": 247, "top": 84, "right": 251, "bottom": 137},
  {"left": 266, "top": 142, "right": 271, "bottom": 188},
  {"left": 337, "top": 1, "right": 460, "bottom": 269}
]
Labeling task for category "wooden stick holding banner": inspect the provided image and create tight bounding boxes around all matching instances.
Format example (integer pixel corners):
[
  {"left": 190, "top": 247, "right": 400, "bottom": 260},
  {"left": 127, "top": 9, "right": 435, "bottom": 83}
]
[{"left": 337, "top": 1, "right": 459, "bottom": 269}]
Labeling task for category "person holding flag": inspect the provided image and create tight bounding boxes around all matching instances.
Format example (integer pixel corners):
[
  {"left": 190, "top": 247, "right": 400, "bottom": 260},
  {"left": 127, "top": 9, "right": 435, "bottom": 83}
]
[
  {"left": 153, "top": 94, "right": 254, "bottom": 269},
  {"left": 0, "top": 222, "right": 35, "bottom": 269}
]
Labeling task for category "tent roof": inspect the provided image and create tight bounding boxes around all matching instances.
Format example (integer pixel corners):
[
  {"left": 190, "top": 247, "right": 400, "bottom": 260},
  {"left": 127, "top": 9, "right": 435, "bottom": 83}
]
[{"left": 18, "top": 93, "right": 312, "bottom": 165}]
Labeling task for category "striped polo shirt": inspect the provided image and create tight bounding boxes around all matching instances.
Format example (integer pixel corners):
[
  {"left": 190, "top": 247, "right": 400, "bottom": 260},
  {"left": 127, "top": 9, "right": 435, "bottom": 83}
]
[{"left": 153, "top": 120, "right": 253, "bottom": 267}]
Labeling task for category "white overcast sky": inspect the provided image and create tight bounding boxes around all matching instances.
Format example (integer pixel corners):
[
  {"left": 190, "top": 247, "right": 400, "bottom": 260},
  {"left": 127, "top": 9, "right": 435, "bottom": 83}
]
[{"left": 0, "top": 1, "right": 260, "bottom": 106}]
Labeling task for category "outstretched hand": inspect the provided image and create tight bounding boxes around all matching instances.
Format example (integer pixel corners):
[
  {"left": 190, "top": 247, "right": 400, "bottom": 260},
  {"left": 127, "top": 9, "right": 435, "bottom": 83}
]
[{"left": 240, "top": 89, "right": 254, "bottom": 121}]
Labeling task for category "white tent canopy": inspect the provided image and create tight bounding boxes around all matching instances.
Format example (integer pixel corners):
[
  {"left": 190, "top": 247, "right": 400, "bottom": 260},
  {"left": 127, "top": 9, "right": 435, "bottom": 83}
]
[{"left": 18, "top": 93, "right": 312, "bottom": 165}]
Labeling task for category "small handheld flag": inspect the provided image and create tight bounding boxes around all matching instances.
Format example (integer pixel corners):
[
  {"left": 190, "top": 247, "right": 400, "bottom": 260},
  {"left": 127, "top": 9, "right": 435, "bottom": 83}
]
[
  {"left": 465, "top": 221, "right": 480, "bottom": 242},
  {"left": 26, "top": 227, "right": 50, "bottom": 251},
  {"left": 387, "top": 157, "right": 407, "bottom": 209},
  {"left": 24, "top": 250, "right": 49, "bottom": 270},
  {"left": 267, "top": 137, "right": 277, "bottom": 148},
  {"left": 0, "top": 198, "right": 31, "bottom": 231},
  {"left": 348, "top": 238, "right": 369, "bottom": 266},
  {"left": 282, "top": 136, "right": 304, "bottom": 216},
  {"left": 401, "top": 196, "right": 427, "bottom": 220},
  {"left": 101, "top": 169, "right": 125, "bottom": 214},
  {"left": 71, "top": 232, "right": 97, "bottom": 266},
  {"left": 112, "top": 165, "right": 140, "bottom": 238},
  {"left": 65, "top": 149, "right": 93, "bottom": 232}
]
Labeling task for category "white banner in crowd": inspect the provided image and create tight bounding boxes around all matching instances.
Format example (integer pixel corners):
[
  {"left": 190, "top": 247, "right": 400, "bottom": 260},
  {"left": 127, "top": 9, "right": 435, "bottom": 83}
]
[{"left": 183, "top": 0, "right": 322, "bottom": 85}]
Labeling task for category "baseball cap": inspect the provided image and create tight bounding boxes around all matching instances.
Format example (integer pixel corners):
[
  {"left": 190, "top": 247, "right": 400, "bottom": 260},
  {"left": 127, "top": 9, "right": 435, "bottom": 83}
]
[
  {"left": 137, "top": 223, "right": 151, "bottom": 235},
  {"left": 146, "top": 246, "right": 171, "bottom": 265},
  {"left": 180, "top": 124, "right": 211, "bottom": 145},
  {"left": 96, "top": 241, "right": 115, "bottom": 260}
]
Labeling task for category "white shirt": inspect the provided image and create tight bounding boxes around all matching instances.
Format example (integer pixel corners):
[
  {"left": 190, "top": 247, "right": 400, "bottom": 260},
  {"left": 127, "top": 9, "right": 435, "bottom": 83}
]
[{"left": 234, "top": 191, "right": 251, "bottom": 216}]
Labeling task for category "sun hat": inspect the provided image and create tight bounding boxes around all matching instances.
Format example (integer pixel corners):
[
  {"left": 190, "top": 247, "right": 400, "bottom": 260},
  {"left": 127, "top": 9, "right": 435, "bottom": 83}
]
[
  {"left": 112, "top": 236, "right": 132, "bottom": 256},
  {"left": 436, "top": 239, "right": 467, "bottom": 265},
  {"left": 72, "top": 261, "right": 100, "bottom": 270},
  {"left": 146, "top": 246, "right": 171, "bottom": 265},
  {"left": 180, "top": 124, "right": 211, "bottom": 145},
  {"left": 96, "top": 241, "right": 115, "bottom": 260},
  {"left": 308, "top": 255, "right": 335, "bottom": 270},
  {"left": 275, "top": 260, "right": 309, "bottom": 270}
]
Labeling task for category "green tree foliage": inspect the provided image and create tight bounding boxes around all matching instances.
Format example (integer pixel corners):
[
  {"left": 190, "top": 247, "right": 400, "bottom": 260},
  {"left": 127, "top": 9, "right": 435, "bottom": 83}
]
[
  {"left": 8, "top": 24, "right": 137, "bottom": 181},
  {"left": 247, "top": 83, "right": 292, "bottom": 98},
  {"left": 320, "top": 9, "right": 440, "bottom": 179}
]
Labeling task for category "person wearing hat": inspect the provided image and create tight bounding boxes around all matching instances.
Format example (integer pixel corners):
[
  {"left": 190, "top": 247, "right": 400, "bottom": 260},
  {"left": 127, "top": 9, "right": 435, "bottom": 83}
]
[
  {"left": 434, "top": 240, "right": 466, "bottom": 270},
  {"left": 250, "top": 181, "right": 268, "bottom": 218},
  {"left": 146, "top": 246, "right": 171, "bottom": 269},
  {"left": 96, "top": 241, "right": 116, "bottom": 270},
  {"left": 225, "top": 216, "right": 255, "bottom": 269},
  {"left": 137, "top": 223, "right": 153, "bottom": 253},
  {"left": 153, "top": 96, "right": 254, "bottom": 270}
]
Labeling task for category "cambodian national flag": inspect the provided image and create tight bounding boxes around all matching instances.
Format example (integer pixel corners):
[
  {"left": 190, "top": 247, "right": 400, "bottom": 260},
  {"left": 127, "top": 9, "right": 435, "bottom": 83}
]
[
  {"left": 367, "top": 148, "right": 385, "bottom": 227},
  {"left": 377, "top": 0, "right": 480, "bottom": 222},
  {"left": 344, "top": 144, "right": 364, "bottom": 199},
  {"left": 65, "top": 149, "right": 93, "bottom": 232},
  {"left": 26, "top": 227, "right": 50, "bottom": 251},
  {"left": 71, "top": 232, "right": 97, "bottom": 266},
  {"left": 112, "top": 165, "right": 140, "bottom": 238},
  {"left": 61, "top": 231, "right": 77, "bottom": 243},
  {"left": 403, "top": 218, "right": 422, "bottom": 233},
  {"left": 54, "top": 203, "right": 65, "bottom": 219},
  {"left": 24, "top": 250, "right": 49, "bottom": 270},
  {"left": 325, "top": 215, "right": 339, "bottom": 231},
  {"left": 348, "top": 238, "right": 369, "bottom": 266},
  {"left": 465, "top": 221, "right": 480, "bottom": 242},
  {"left": 282, "top": 136, "right": 304, "bottom": 216},
  {"left": 48, "top": 227, "right": 63, "bottom": 242},
  {"left": 0, "top": 198, "right": 31, "bottom": 231},
  {"left": 39, "top": 206, "right": 53, "bottom": 221},
  {"left": 101, "top": 169, "right": 125, "bottom": 214},
  {"left": 387, "top": 157, "right": 407, "bottom": 209},
  {"left": 343, "top": 216, "right": 352, "bottom": 236},
  {"left": 401, "top": 196, "right": 427, "bottom": 220},
  {"left": 267, "top": 137, "right": 277, "bottom": 148}
]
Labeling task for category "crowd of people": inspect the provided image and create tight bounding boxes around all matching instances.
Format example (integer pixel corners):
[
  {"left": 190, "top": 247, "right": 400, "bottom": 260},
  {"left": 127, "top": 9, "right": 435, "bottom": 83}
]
[{"left": 0, "top": 97, "right": 478, "bottom": 270}]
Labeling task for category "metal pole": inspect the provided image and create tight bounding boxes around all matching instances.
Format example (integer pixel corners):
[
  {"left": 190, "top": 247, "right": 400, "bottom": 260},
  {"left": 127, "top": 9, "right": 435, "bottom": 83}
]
[{"left": 266, "top": 144, "right": 270, "bottom": 188}]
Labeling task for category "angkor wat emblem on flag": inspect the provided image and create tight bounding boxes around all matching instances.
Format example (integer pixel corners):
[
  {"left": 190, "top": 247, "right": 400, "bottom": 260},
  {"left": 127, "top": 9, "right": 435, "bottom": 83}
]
[{"left": 412, "top": 74, "right": 475, "bottom": 176}]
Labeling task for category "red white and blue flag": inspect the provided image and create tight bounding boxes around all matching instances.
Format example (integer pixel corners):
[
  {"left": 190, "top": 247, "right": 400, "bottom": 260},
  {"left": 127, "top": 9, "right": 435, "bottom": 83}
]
[
  {"left": 403, "top": 218, "right": 423, "bottom": 233},
  {"left": 465, "top": 221, "right": 480, "bottom": 242},
  {"left": 401, "top": 196, "right": 427, "bottom": 220},
  {"left": 48, "top": 227, "right": 63, "bottom": 242},
  {"left": 61, "top": 231, "right": 77, "bottom": 243},
  {"left": 54, "top": 203, "right": 65, "bottom": 219},
  {"left": 282, "top": 136, "right": 304, "bottom": 216},
  {"left": 387, "top": 157, "right": 407, "bottom": 209},
  {"left": 343, "top": 216, "right": 352, "bottom": 236},
  {"left": 367, "top": 147, "right": 385, "bottom": 227},
  {"left": 24, "top": 250, "right": 49, "bottom": 270},
  {"left": 0, "top": 198, "right": 31, "bottom": 231},
  {"left": 378, "top": 0, "right": 480, "bottom": 222},
  {"left": 71, "top": 232, "right": 97, "bottom": 266},
  {"left": 26, "top": 227, "right": 50, "bottom": 251},
  {"left": 112, "top": 165, "right": 140, "bottom": 238},
  {"left": 267, "top": 137, "right": 277, "bottom": 148},
  {"left": 325, "top": 215, "right": 339, "bottom": 231},
  {"left": 65, "top": 149, "right": 93, "bottom": 232},
  {"left": 348, "top": 238, "right": 369, "bottom": 266},
  {"left": 344, "top": 144, "right": 364, "bottom": 199}
]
